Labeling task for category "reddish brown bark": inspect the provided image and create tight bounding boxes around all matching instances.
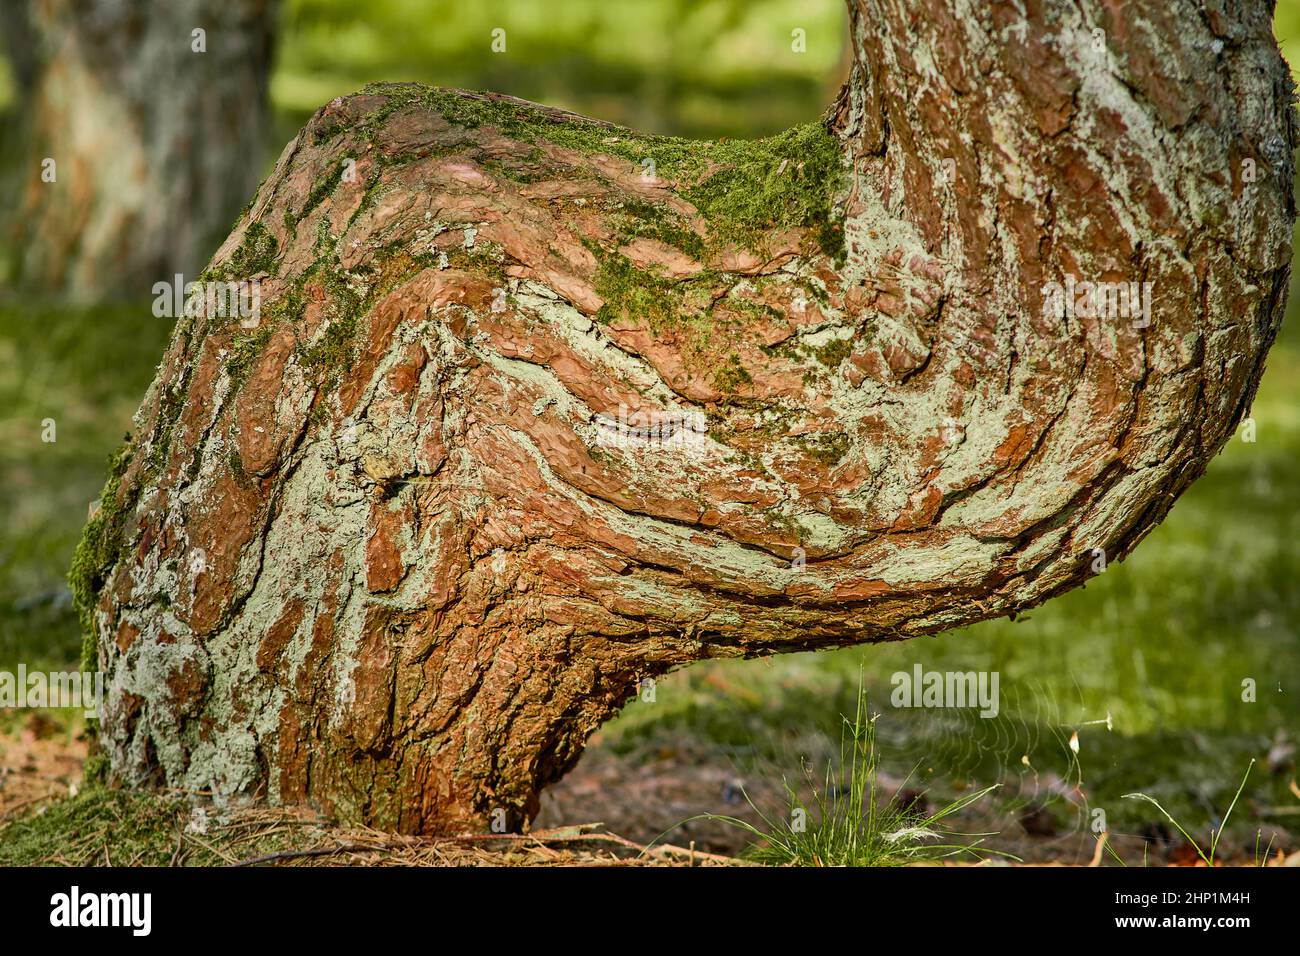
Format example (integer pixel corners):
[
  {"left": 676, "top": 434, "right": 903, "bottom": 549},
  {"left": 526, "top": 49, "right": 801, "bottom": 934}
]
[{"left": 78, "top": 0, "right": 1294, "bottom": 833}]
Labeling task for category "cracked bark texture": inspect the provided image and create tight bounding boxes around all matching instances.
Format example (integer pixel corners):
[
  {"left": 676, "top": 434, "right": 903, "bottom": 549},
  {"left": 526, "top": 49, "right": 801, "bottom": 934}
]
[{"left": 77, "top": 0, "right": 1295, "bottom": 833}]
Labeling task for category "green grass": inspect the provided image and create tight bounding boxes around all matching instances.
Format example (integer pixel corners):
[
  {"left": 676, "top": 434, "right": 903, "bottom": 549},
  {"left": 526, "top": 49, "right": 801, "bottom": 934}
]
[
  {"left": 696, "top": 684, "right": 1009, "bottom": 865},
  {"left": 0, "top": 299, "right": 172, "bottom": 673},
  {"left": 1122, "top": 759, "right": 1257, "bottom": 867}
]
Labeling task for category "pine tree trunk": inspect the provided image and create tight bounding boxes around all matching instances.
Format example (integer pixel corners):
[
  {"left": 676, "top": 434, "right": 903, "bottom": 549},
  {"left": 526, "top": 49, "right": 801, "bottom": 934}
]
[
  {"left": 76, "top": 0, "right": 1295, "bottom": 833},
  {"left": 1, "top": 0, "right": 277, "bottom": 300}
]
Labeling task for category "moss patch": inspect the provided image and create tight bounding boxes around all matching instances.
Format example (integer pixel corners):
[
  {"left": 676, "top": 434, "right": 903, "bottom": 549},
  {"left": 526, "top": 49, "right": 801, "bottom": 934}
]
[
  {"left": 296, "top": 261, "right": 365, "bottom": 381},
  {"left": 0, "top": 788, "right": 184, "bottom": 866},
  {"left": 359, "top": 83, "right": 847, "bottom": 260},
  {"left": 0, "top": 788, "right": 346, "bottom": 867},
  {"left": 591, "top": 251, "right": 685, "bottom": 329},
  {"left": 226, "top": 220, "right": 280, "bottom": 277},
  {"left": 223, "top": 322, "right": 276, "bottom": 394},
  {"left": 68, "top": 440, "right": 137, "bottom": 672},
  {"left": 713, "top": 354, "right": 753, "bottom": 395},
  {"left": 301, "top": 161, "right": 348, "bottom": 220},
  {"left": 613, "top": 200, "right": 707, "bottom": 261},
  {"left": 801, "top": 431, "right": 851, "bottom": 466},
  {"left": 814, "top": 337, "right": 852, "bottom": 369},
  {"left": 481, "top": 145, "right": 550, "bottom": 183},
  {"left": 589, "top": 248, "right": 737, "bottom": 372}
]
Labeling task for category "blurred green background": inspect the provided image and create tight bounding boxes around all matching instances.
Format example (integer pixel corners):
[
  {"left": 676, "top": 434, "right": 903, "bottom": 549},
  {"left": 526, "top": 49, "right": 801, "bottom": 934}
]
[{"left": 0, "top": 0, "right": 1296, "bottom": 852}]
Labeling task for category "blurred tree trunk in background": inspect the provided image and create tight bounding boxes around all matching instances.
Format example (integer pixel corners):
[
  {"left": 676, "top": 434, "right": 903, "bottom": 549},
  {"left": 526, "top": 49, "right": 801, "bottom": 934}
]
[{"left": 1, "top": 0, "right": 278, "bottom": 301}]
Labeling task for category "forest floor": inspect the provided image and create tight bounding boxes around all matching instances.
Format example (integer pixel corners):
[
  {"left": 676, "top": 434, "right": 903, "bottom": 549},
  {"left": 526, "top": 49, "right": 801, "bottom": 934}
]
[{"left": 2, "top": 713, "right": 1297, "bottom": 867}]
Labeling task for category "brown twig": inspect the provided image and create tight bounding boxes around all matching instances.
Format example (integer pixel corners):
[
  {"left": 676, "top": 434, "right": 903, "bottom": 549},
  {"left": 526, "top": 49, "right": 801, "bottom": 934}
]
[{"left": 232, "top": 843, "right": 389, "bottom": 867}]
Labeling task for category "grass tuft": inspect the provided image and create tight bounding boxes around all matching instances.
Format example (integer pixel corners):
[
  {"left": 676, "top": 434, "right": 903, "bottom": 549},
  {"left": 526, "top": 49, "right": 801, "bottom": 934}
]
[
  {"left": 1122, "top": 759, "right": 1256, "bottom": 867},
  {"left": 692, "top": 684, "right": 1012, "bottom": 866}
]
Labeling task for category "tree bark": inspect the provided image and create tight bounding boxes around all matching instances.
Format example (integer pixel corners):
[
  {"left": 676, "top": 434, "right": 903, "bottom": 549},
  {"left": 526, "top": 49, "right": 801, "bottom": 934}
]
[
  {"left": 1, "top": 0, "right": 278, "bottom": 300},
  {"left": 76, "top": 0, "right": 1294, "bottom": 833}
]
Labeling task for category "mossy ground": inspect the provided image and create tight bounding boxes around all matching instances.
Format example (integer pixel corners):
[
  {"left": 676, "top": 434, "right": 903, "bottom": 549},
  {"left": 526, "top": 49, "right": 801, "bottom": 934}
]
[
  {"left": 0, "top": 786, "right": 373, "bottom": 866},
  {"left": 0, "top": 788, "right": 201, "bottom": 866},
  {"left": 0, "top": 784, "right": 738, "bottom": 867}
]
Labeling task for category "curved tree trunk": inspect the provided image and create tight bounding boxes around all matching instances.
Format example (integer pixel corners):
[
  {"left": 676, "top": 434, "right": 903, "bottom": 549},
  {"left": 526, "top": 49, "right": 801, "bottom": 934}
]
[
  {"left": 74, "top": 0, "right": 1294, "bottom": 833},
  {"left": 1, "top": 0, "right": 278, "bottom": 300}
]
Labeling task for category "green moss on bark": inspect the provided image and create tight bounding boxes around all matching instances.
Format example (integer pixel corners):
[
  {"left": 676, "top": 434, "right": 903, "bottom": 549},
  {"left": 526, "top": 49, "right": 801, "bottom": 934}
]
[
  {"left": 358, "top": 83, "right": 848, "bottom": 260},
  {"left": 68, "top": 440, "right": 137, "bottom": 672},
  {"left": 223, "top": 322, "right": 275, "bottom": 393},
  {"left": 613, "top": 200, "right": 707, "bottom": 261},
  {"left": 713, "top": 354, "right": 753, "bottom": 394},
  {"left": 227, "top": 220, "right": 279, "bottom": 277},
  {"left": 802, "top": 431, "right": 851, "bottom": 466},
  {"left": 591, "top": 251, "right": 685, "bottom": 329},
  {"left": 815, "top": 337, "right": 852, "bottom": 368}
]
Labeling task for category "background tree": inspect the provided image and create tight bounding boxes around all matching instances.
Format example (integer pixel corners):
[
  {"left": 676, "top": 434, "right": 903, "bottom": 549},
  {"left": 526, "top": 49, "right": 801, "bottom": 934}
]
[
  {"left": 74, "top": 0, "right": 1294, "bottom": 833},
  {"left": 0, "top": 0, "right": 278, "bottom": 300}
]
